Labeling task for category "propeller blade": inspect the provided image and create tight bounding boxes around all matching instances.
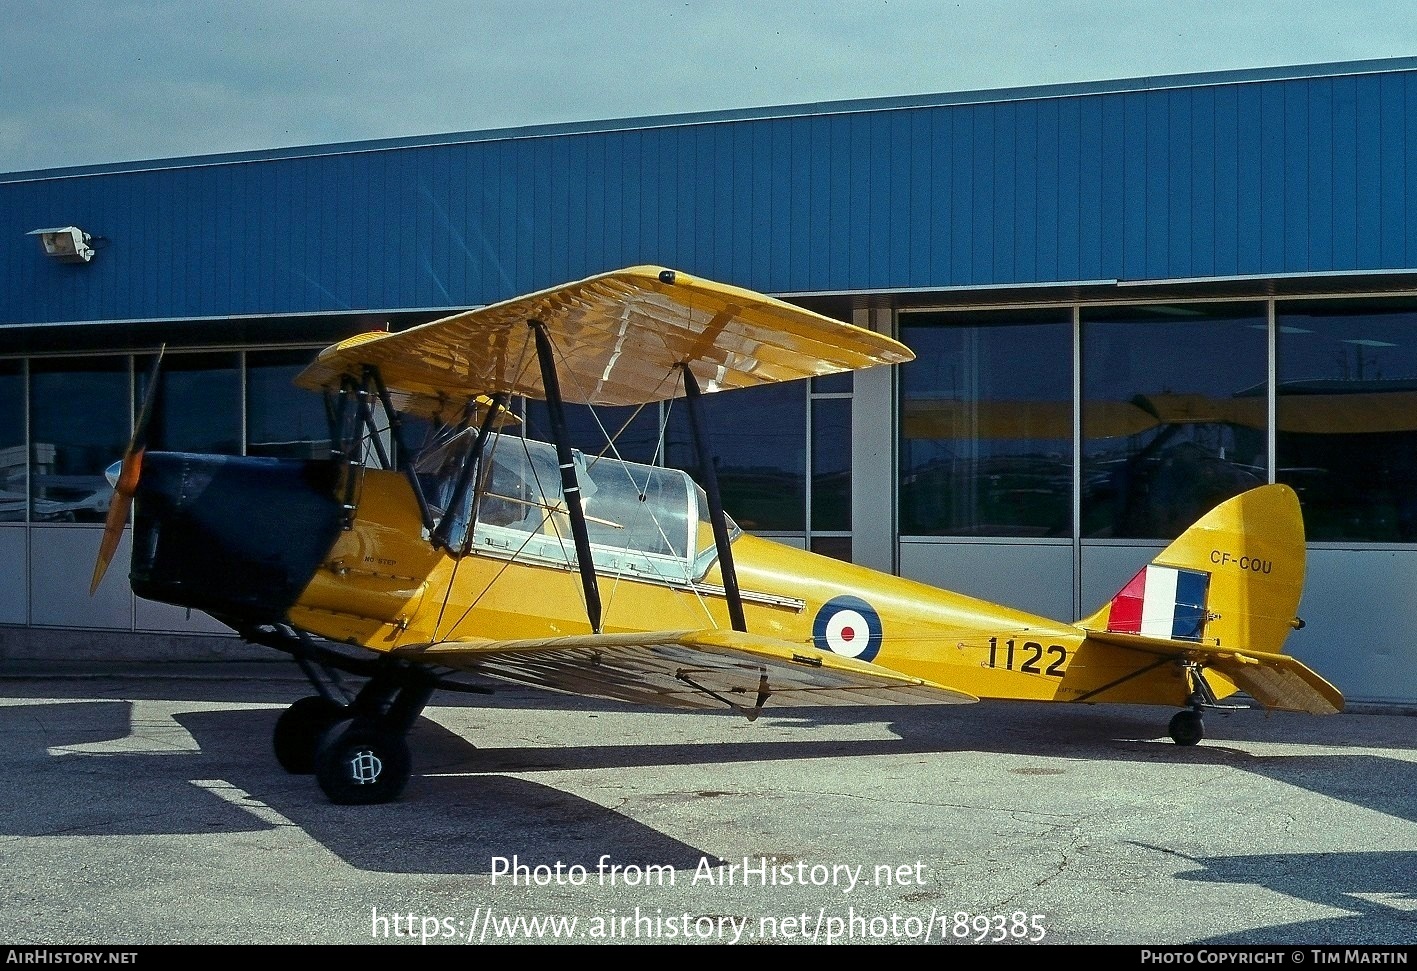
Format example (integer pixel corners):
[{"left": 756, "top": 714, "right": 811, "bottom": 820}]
[{"left": 90, "top": 347, "right": 165, "bottom": 595}]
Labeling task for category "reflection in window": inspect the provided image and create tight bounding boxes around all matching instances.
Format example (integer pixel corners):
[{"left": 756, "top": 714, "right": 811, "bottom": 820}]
[
  {"left": 1081, "top": 304, "right": 1267, "bottom": 539},
  {"left": 1276, "top": 300, "right": 1417, "bottom": 541},
  {"left": 811, "top": 536, "right": 853, "bottom": 562},
  {"left": 812, "top": 372, "right": 853, "bottom": 395},
  {"left": 30, "top": 357, "right": 129, "bottom": 523},
  {"left": 665, "top": 381, "right": 806, "bottom": 532},
  {"left": 0, "top": 362, "right": 23, "bottom": 522},
  {"left": 247, "top": 349, "right": 330, "bottom": 459},
  {"left": 899, "top": 310, "right": 1072, "bottom": 537},
  {"left": 136, "top": 351, "right": 241, "bottom": 455},
  {"left": 522, "top": 401, "right": 664, "bottom": 467},
  {"left": 812, "top": 396, "right": 850, "bottom": 532}
]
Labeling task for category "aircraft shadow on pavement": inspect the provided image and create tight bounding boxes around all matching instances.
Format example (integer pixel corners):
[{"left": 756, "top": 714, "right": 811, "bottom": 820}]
[
  {"left": 1169, "top": 848, "right": 1417, "bottom": 945},
  {"left": 0, "top": 699, "right": 709, "bottom": 875},
  {"left": 5, "top": 691, "right": 1416, "bottom": 878}
]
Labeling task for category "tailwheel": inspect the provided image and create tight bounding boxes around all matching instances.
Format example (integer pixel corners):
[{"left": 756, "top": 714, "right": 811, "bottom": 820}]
[
  {"left": 1165, "top": 659, "right": 1240, "bottom": 746},
  {"left": 1168, "top": 709, "right": 1204, "bottom": 746},
  {"left": 314, "top": 717, "right": 412, "bottom": 805},
  {"left": 273, "top": 695, "right": 348, "bottom": 774}
]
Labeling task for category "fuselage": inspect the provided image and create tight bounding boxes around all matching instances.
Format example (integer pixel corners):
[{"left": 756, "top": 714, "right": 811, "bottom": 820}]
[{"left": 131, "top": 452, "right": 1197, "bottom": 709}]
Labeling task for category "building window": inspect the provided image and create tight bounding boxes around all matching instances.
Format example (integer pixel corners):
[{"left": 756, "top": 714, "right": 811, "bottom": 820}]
[
  {"left": 521, "top": 401, "right": 664, "bottom": 468},
  {"left": 137, "top": 351, "right": 241, "bottom": 455},
  {"left": 533, "top": 382, "right": 826, "bottom": 540},
  {"left": 811, "top": 392, "right": 851, "bottom": 532},
  {"left": 665, "top": 381, "right": 807, "bottom": 533},
  {"left": 30, "top": 357, "right": 130, "bottom": 524},
  {"left": 1081, "top": 303, "right": 1268, "bottom": 539},
  {"left": 0, "top": 361, "right": 23, "bottom": 523},
  {"left": 898, "top": 309, "right": 1072, "bottom": 537},
  {"left": 1276, "top": 299, "right": 1417, "bottom": 542},
  {"left": 246, "top": 349, "right": 331, "bottom": 459}
]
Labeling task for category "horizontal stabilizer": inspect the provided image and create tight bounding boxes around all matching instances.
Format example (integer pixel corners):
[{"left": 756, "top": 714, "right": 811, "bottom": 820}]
[
  {"left": 1084, "top": 629, "right": 1343, "bottom": 715},
  {"left": 397, "top": 628, "right": 976, "bottom": 719}
]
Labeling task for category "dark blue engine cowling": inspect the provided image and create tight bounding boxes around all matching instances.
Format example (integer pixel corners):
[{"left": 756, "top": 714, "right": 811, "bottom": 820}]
[{"left": 130, "top": 452, "right": 344, "bottom": 623}]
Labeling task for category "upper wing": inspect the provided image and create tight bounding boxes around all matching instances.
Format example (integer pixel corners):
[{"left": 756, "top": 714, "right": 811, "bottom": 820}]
[
  {"left": 394, "top": 628, "right": 976, "bottom": 720},
  {"left": 1083, "top": 629, "right": 1344, "bottom": 715},
  {"left": 295, "top": 266, "right": 914, "bottom": 418}
]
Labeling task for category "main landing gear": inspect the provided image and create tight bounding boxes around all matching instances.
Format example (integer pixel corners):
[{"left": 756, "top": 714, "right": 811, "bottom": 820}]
[
  {"left": 241, "top": 623, "right": 496, "bottom": 805},
  {"left": 1167, "top": 660, "right": 1244, "bottom": 746},
  {"left": 271, "top": 655, "right": 438, "bottom": 805}
]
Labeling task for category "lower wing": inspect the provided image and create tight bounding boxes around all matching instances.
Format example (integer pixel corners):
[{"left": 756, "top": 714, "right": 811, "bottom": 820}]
[{"left": 395, "top": 629, "right": 977, "bottom": 720}]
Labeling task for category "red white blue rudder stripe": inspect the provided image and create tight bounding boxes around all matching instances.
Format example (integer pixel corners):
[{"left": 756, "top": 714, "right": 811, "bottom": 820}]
[{"left": 1105, "top": 565, "right": 1211, "bottom": 642}]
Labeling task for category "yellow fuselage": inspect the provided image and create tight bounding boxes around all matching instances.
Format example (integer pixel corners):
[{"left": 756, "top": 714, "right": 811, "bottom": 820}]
[{"left": 287, "top": 471, "right": 1197, "bottom": 708}]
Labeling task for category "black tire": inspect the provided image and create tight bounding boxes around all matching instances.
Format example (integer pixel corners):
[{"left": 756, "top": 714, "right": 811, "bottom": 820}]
[
  {"left": 1169, "top": 709, "right": 1204, "bottom": 746},
  {"left": 313, "top": 718, "right": 412, "bottom": 805},
  {"left": 273, "top": 696, "right": 347, "bottom": 774}
]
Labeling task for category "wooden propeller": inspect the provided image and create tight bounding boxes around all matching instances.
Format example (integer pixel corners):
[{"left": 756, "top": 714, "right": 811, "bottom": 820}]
[{"left": 90, "top": 348, "right": 165, "bottom": 595}]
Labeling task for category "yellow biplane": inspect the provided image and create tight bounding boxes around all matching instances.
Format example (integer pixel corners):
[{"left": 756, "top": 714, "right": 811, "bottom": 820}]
[{"left": 90, "top": 266, "right": 1343, "bottom": 804}]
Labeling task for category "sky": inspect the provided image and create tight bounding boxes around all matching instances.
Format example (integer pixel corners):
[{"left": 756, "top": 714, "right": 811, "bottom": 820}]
[{"left": 3, "top": 0, "right": 1417, "bottom": 174}]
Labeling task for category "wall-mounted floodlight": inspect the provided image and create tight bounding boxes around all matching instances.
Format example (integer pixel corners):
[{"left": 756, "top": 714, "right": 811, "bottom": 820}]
[{"left": 28, "top": 226, "right": 96, "bottom": 263}]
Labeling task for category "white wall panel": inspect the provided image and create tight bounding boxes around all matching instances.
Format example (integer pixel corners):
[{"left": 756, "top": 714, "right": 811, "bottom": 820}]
[
  {"left": 135, "top": 598, "right": 238, "bottom": 635},
  {"left": 0, "top": 526, "right": 26, "bottom": 625},
  {"left": 899, "top": 540, "right": 1073, "bottom": 621},
  {"left": 29, "top": 526, "right": 132, "bottom": 629},
  {"left": 1299, "top": 548, "right": 1417, "bottom": 705}
]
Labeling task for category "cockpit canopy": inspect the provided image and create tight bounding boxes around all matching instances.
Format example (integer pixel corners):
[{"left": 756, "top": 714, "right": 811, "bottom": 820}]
[{"left": 416, "top": 433, "right": 738, "bottom": 585}]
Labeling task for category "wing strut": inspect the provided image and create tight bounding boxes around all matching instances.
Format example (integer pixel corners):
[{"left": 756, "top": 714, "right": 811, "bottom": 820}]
[
  {"left": 530, "top": 320, "right": 603, "bottom": 633},
  {"left": 678, "top": 364, "right": 747, "bottom": 632}
]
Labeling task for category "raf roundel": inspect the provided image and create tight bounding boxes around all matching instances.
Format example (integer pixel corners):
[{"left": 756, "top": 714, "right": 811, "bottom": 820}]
[{"left": 812, "top": 596, "right": 883, "bottom": 662}]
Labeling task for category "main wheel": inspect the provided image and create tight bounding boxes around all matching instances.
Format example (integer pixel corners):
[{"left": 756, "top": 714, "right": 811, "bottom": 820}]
[
  {"left": 273, "top": 696, "right": 347, "bottom": 774},
  {"left": 313, "top": 718, "right": 412, "bottom": 805},
  {"left": 1168, "top": 709, "right": 1204, "bottom": 746}
]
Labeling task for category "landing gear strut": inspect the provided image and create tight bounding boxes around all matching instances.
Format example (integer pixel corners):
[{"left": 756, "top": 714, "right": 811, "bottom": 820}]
[
  {"left": 1167, "top": 660, "right": 1244, "bottom": 746},
  {"left": 257, "top": 634, "right": 440, "bottom": 804},
  {"left": 245, "top": 622, "right": 493, "bottom": 805}
]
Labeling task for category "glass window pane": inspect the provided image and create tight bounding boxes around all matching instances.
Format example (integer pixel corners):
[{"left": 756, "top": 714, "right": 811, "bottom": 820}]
[
  {"left": 247, "top": 349, "right": 331, "bottom": 459},
  {"left": 30, "top": 357, "right": 129, "bottom": 523},
  {"left": 137, "top": 351, "right": 241, "bottom": 454},
  {"left": 810, "top": 536, "right": 852, "bottom": 562},
  {"left": 812, "top": 372, "right": 853, "bottom": 394},
  {"left": 665, "top": 381, "right": 806, "bottom": 532},
  {"left": 0, "top": 362, "right": 23, "bottom": 522},
  {"left": 812, "top": 396, "right": 851, "bottom": 531},
  {"left": 899, "top": 309, "right": 1072, "bottom": 537},
  {"left": 1277, "top": 299, "right": 1417, "bottom": 541},
  {"left": 1081, "top": 303, "right": 1267, "bottom": 539},
  {"left": 521, "top": 401, "right": 663, "bottom": 467}
]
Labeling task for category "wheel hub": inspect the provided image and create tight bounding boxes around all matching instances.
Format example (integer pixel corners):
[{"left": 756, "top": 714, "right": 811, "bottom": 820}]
[{"left": 348, "top": 748, "right": 384, "bottom": 784}]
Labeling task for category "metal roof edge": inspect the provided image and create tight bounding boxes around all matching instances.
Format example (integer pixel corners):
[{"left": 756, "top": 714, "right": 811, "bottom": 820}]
[{"left": 6, "top": 56, "right": 1417, "bottom": 184}]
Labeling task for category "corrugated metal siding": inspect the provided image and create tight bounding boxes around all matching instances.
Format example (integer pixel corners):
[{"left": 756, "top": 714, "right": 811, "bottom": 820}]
[{"left": 2, "top": 67, "right": 1415, "bottom": 326}]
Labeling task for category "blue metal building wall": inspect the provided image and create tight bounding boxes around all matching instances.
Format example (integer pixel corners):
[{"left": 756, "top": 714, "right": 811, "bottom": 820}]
[{"left": 2, "top": 62, "right": 1416, "bottom": 327}]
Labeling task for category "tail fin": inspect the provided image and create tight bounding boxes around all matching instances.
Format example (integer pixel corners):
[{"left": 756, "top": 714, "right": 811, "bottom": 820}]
[{"left": 1079, "top": 483, "right": 1307, "bottom": 657}]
